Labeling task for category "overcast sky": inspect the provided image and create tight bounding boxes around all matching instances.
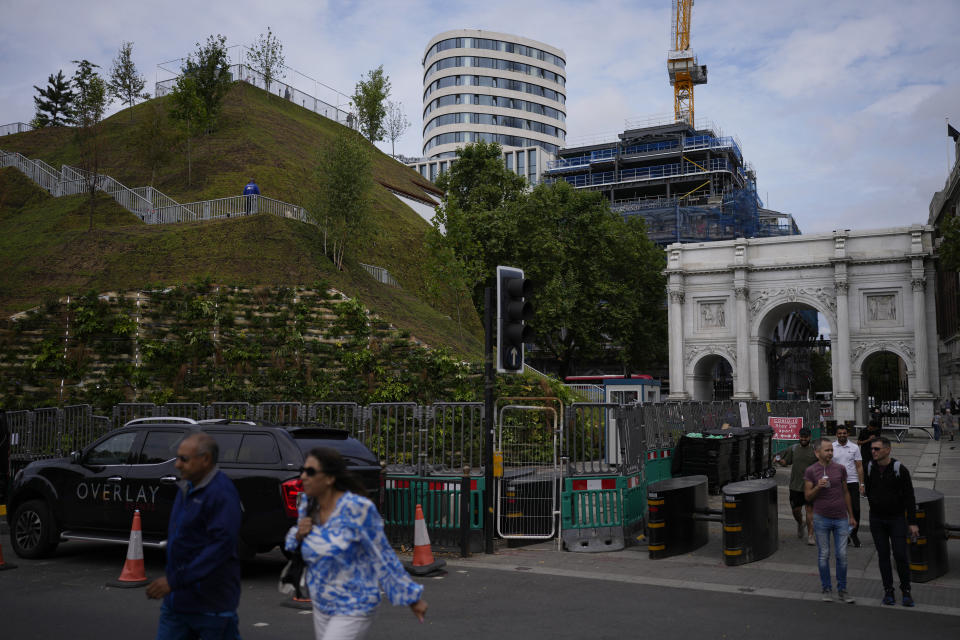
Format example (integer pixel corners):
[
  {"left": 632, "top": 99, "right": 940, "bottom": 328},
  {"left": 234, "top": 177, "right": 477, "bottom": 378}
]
[{"left": 1, "top": 0, "right": 957, "bottom": 233}]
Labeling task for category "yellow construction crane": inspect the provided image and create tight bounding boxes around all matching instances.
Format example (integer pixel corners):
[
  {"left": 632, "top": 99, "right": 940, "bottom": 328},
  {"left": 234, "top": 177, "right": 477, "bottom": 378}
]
[{"left": 667, "top": 0, "right": 708, "bottom": 125}]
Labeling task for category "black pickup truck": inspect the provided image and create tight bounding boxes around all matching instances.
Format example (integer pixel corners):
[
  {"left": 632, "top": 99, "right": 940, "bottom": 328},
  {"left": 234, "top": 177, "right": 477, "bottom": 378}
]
[{"left": 6, "top": 418, "right": 382, "bottom": 559}]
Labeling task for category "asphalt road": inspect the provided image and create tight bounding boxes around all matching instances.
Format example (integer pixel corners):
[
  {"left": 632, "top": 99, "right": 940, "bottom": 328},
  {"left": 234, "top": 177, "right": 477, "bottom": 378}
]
[{"left": 1, "top": 534, "right": 956, "bottom": 640}]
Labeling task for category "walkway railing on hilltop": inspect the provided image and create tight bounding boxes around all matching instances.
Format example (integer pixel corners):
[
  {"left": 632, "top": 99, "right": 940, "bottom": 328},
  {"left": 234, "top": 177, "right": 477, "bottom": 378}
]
[
  {"left": 0, "top": 122, "right": 33, "bottom": 137},
  {"left": 0, "top": 147, "right": 402, "bottom": 286},
  {"left": 155, "top": 63, "right": 355, "bottom": 129}
]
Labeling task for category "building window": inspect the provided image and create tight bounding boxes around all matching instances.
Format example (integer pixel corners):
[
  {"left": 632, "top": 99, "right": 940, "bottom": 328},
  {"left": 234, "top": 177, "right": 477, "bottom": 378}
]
[
  {"left": 506, "top": 153, "right": 513, "bottom": 171},
  {"left": 528, "top": 149, "right": 537, "bottom": 181},
  {"left": 429, "top": 163, "right": 437, "bottom": 181},
  {"left": 517, "top": 151, "right": 524, "bottom": 176}
]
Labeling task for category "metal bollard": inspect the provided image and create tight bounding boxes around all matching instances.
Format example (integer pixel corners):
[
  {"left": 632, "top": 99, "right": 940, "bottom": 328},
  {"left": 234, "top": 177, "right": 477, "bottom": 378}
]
[{"left": 460, "top": 466, "right": 471, "bottom": 558}]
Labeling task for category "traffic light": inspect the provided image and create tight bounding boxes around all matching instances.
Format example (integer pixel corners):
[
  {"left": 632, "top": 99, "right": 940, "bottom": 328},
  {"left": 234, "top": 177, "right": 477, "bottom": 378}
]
[{"left": 496, "top": 265, "right": 534, "bottom": 373}]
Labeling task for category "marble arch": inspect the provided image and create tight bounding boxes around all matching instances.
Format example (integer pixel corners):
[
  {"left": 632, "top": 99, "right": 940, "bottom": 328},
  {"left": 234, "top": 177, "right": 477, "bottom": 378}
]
[{"left": 664, "top": 226, "right": 937, "bottom": 426}]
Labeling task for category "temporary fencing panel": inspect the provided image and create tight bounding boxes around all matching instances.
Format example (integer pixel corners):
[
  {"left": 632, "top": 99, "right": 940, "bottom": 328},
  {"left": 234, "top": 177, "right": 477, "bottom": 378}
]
[
  {"left": 382, "top": 476, "right": 484, "bottom": 551},
  {"left": 308, "top": 402, "right": 361, "bottom": 435},
  {"left": 367, "top": 403, "right": 422, "bottom": 473},
  {"left": 257, "top": 402, "right": 307, "bottom": 425},
  {"left": 207, "top": 402, "right": 254, "bottom": 421},
  {"left": 160, "top": 403, "right": 205, "bottom": 420},
  {"left": 423, "top": 403, "right": 484, "bottom": 475},
  {"left": 496, "top": 405, "right": 560, "bottom": 540},
  {"left": 113, "top": 403, "right": 158, "bottom": 428}
]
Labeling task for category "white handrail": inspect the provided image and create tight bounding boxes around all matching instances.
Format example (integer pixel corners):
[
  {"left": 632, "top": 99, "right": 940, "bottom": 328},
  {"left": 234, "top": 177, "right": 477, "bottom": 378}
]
[{"left": 1, "top": 148, "right": 399, "bottom": 288}]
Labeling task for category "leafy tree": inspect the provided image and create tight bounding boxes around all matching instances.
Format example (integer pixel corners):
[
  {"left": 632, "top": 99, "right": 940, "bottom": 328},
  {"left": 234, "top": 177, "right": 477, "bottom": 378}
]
[
  {"left": 71, "top": 59, "right": 109, "bottom": 231},
  {"left": 181, "top": 34, "right": 232, "bottom": 133},
  {"left": 311, "top": 130, "right": 373, "bottom": 270},
  {"left": 432, "top": 141, "right": 667, "bottom": 377},
  {"left": 247, "top": 26, "right": 285, "bottom": 94},
  {"left": 433, "top": 141, "right": 526, "bottom": 311},
  {"left": 168, "top": 74, "right": 206, "bottom": 186},
  {"left": 134, "top": 100, "right": 174, "bottom": 186},
  {"left": 384, "top": 100, "right": 410, "bottom": 157},
  {"left": 350, "top": 66, "right": 391, "bottom": 142},
  {"left": 32, "top": 70, "right": 75, "bottom": 127},
  {"left": 108, "top": 41, "right": 148, "bottom": 121}
]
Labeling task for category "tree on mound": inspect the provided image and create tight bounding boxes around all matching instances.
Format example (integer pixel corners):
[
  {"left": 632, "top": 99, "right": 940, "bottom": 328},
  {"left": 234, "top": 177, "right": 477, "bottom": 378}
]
[
  {"left": 168, "top": 34, "right": 231, "bottom": 185},
  {"left": 72, "top": 59, "right": 108, "bottom": 231},
  {"left": 32, "top": 70, "right": 75, "bottom": 128},
  {"left": 311, "top": 130, "right": 373, "bottom": 270},
  {"left": 107, "top": 41, "right": 149, "bottom": 121}
]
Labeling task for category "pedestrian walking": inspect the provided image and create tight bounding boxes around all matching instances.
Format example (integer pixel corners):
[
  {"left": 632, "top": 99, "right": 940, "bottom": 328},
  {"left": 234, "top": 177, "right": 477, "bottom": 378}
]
[
  {"left": 857, "top": 418, "right": 882, "bottom": 469},
  {"left": 775, "top": 427, "right": 817, "bottom": 545},
  {"left": 932, "top": 410, "right": 941, "bottom": 442},
  {"left": 864, "top": 436, "right": 919, "bottom": 607},
  {"left": 287, "top": 447, "right": 427, "bottom": 640},
  {"left": 832, "top": 426, "right": 864, "bottom": 547},
  {"left": 146, "top": 432, "right": 243, "bottom": 639},
  {"left": 243, "top": 178, "right": 260, "bottom": 215},
  {"left": 943, "top": 408, "right": 957, "bottom": 441},
  {"left": 804, "top": 438, "right": 857, "bottom": 603}
]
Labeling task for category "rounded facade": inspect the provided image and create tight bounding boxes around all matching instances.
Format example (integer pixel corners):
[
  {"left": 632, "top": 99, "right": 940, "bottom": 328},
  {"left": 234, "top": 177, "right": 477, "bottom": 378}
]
[{"left": 422, "top": 29, "right": 567, "bottom": 159}]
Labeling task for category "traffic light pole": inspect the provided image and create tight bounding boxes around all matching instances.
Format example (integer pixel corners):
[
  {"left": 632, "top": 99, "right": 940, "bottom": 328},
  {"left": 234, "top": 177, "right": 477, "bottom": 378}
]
[{"left": 483, "top": 286, "right": 495, "bottom": 554}]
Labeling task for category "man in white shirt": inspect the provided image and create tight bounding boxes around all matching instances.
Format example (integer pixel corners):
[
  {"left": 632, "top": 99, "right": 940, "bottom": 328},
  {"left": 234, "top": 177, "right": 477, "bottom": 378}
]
[{"left": 833, "top": 425, "right": 864, "bottom": 547}]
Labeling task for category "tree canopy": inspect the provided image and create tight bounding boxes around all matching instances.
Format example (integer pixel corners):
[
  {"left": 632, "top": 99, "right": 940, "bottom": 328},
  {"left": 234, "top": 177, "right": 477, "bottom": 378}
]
[
  {"left": 351, "top": 66, "right": 391, "bottom": 142},
  {"left": 181, "top": 34, "right": 232, "bottom": 132},
  {"left": 384, "top": 100, "right": 410, "bottom": 157},
  {"left": 430, "top": 141, "right": 667, "bottom": 376},
  {"left": 32, "top": 70, "right": 75, "bottom": 127},
  {"left": 247, "top": 26, "right": 285, "bottom": 94},
  {"left": 310, "top": 130, "right": 373, "bottom": 270},
  {"left": 108, "top": 41, "right": 148, "bottom": 120}
]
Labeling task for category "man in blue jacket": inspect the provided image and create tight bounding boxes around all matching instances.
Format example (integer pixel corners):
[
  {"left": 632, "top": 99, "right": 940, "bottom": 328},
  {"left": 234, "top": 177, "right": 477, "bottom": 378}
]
[
  {"left": 146, "top": 431, "right": 242, "bottom": 639},
  {"left": 243, "top": 179, "right": 260, "bottom": 214}
]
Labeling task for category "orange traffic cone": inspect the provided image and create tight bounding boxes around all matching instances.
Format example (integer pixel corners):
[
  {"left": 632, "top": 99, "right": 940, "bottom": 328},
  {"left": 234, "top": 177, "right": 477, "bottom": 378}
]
[
  {"left": 404, "top": 504, "right": 446, "bottom": 576},
  {"left": 107, "top": 509, "right": 148, "bottom": 587}
]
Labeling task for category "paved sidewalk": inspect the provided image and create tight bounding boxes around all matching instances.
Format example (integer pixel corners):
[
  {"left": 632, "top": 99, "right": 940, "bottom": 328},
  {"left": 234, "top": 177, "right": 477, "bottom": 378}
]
[{"left": 454, "top": 434, "right": 960, "bottom": 615}]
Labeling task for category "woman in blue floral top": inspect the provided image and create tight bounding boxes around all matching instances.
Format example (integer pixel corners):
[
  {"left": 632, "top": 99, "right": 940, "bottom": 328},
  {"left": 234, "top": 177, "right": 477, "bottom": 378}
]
[{"left": 286, "top": 447, "right": 428, "bottom": 639}]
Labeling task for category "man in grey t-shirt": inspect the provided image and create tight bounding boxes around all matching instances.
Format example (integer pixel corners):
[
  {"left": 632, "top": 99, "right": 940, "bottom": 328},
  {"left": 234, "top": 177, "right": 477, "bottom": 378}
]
[
  {"left": 776, "top": 427, "right": 816, "bottom": 544},
  {"left": 804, "top": 438, "right": 857, "bottom": 604}
]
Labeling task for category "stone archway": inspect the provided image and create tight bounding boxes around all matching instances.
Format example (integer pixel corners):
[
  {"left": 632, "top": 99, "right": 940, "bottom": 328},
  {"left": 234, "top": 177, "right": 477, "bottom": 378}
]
[
  {"left": 666, "top": 227, "right": 938, "bottom": 426},
  {"left": 854, "top": 345, "right": 914, "bottom": 424},
  {"left": 690, "top": 352, "right": 735, "bottom": 401},
  {"left": 753, "top": 299, "right": 834, "bottom": 402}
]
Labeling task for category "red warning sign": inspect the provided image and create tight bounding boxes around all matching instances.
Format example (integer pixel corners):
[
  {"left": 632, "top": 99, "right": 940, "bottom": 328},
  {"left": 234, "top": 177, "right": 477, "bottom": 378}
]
[{"left": 769, "top": 416, "right": 803, "bottom": 440}]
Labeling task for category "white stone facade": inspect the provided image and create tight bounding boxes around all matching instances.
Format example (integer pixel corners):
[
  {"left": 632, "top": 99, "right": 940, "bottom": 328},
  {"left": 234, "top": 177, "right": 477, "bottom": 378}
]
[{"left": 665, "top": 226, "right": 938, "bottom": 426}]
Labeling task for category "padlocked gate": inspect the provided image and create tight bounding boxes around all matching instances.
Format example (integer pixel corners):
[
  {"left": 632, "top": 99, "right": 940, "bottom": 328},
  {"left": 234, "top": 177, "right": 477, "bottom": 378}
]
[{"left": 495, "top": 404, "right": 561, "bottom": 540}]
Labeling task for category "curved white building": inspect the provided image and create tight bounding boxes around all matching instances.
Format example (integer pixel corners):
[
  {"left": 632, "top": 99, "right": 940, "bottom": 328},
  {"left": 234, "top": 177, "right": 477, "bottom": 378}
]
[{"left": 418, "top": 29, "right": 566, "bottom": 184}]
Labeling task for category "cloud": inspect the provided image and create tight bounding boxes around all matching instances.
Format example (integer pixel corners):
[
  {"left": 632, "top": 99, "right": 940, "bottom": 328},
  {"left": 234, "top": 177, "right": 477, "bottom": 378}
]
[{"left": 1, "top": 0, "right": 958, "bottom": 235}]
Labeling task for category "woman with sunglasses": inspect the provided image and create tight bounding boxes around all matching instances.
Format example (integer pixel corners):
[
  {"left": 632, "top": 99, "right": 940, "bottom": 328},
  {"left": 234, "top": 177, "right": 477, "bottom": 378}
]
[{"left": 285, "top": 447, "right": 428, "bottom": 639}]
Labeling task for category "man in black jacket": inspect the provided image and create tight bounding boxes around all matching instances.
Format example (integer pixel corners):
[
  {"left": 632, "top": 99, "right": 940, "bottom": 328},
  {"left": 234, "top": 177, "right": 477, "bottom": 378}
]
[{"left": 864, "top": 436, "right": 919, "bottom": 607}]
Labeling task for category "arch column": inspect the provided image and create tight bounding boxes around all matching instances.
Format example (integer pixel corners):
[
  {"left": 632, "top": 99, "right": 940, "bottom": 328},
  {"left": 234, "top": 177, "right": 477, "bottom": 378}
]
[
  {"left": 732, "top": 285, "right": 753, "bottom": 399},
  {"left": 667, "top": 286, "right": 689, "bottom": 400},
  {"left": 833, "top": 279, "right": 856, "bottom": 423},
  {"left": 910, "top": 273, "right": 935, "bottom": 425}
]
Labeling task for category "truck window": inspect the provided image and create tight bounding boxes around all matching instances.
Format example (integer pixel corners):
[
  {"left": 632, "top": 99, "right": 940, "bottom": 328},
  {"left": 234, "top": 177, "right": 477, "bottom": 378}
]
[
  {"left": 237, "top": 434, "right": 280, "bottom": 464},
  {"left": 138, "top": 431, "right": 184, "bottom": 464},
  {"left": 85, "top": 432, "right": 137, "bottom": 465}
]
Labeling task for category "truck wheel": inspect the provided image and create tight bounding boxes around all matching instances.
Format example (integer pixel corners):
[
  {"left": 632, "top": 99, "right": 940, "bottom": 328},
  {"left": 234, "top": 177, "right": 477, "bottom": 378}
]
[{"left": 11, "top": 499, "right": 60, "bottom": 559}]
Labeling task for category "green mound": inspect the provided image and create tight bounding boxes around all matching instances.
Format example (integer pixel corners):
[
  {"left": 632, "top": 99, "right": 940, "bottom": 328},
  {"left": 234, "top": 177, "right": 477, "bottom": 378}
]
[{"left": 0, "top": 82, "right": 479, "bottom": 357}]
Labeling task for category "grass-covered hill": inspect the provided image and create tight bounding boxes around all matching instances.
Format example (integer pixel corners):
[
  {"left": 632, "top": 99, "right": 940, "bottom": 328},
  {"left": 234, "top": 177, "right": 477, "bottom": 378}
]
[{"left": 0, "top": 82, "right": 480, "bottom": 356}]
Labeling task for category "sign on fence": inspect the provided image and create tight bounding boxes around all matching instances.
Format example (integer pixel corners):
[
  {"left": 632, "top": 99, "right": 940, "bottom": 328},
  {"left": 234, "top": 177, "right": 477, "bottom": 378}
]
[{"left": 769, "top": 416, "right": 803, "bottom": 439}]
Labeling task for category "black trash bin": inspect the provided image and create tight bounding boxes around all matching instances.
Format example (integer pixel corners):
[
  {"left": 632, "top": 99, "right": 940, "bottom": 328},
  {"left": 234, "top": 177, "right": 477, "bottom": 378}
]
[
  {"left": 746, "top": 425, "right": 774, "bottom": 477},
  {"left": 676, "top": 434, "right": 733, "bottom": 491},
  {"left": 720, "top": 479, "right": 778, "bottom": 565},
  {"left": 647, "top": 475, "right": 709, "bottom": 559},
  {"left": 706, "top": 429, "right": 750, "bottom": 482},
  {"left": 909, "top": 487, "right": 949, "bottom": 583}
]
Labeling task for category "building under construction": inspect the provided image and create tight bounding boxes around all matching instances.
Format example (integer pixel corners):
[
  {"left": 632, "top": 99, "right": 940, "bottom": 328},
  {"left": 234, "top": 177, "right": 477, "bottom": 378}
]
[{"left": 543, "top": 117, "right": 800, "bottom": 245}]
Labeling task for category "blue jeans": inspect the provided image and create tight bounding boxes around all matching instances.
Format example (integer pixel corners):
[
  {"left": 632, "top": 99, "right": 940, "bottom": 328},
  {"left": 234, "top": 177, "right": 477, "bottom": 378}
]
[
  {"left": 813, "top": 513, "right": 849, "bottom": 591},
  {"left": 157, "top": 604, "right": 241, "bottom": 640}
]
